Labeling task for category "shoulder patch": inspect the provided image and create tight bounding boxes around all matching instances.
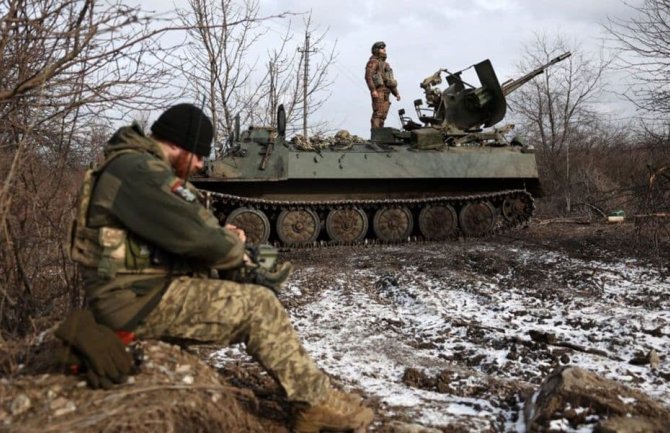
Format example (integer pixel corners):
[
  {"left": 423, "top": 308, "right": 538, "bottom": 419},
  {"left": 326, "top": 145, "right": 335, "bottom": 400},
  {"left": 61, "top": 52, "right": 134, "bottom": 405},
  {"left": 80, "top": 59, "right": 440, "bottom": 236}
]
[{"left": 170, "top": 179, "right": 197, "bottom": 203}]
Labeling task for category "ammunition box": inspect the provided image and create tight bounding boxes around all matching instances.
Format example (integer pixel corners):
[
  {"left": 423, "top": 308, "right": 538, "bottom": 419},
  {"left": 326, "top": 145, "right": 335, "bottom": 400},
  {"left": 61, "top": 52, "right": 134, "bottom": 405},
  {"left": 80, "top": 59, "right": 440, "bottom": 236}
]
[{"left": 411, "top": 128, "right": 443, "bottom": 149}]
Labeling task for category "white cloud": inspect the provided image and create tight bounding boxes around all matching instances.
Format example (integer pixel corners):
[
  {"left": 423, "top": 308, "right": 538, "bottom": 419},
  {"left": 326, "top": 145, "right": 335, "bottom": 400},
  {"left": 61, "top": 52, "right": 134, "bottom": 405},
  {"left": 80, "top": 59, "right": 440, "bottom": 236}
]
[{"left": 474, "top": 0, "right": 518, "bottom": 12}]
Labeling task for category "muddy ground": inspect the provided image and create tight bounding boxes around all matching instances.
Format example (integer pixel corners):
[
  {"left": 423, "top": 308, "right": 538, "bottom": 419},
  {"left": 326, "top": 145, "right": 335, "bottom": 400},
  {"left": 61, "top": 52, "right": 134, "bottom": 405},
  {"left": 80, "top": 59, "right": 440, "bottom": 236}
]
[
  {"left": 215, "top": 220, "right": 670, "bottom": 431},
  {"left": 2, "top": 220, "right": 669, "bottom": 432}
]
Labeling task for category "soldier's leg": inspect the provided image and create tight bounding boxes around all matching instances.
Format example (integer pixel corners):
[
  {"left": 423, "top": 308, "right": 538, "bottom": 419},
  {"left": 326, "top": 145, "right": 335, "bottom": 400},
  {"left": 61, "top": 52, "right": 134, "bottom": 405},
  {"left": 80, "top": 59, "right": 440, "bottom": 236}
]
[
  {"left": 370, "top": 96, "right": 379, "bottom": 128},
  {"left": 134, "top": 277, "right": 330, "bottom": 404},
  {"left": 371, "top": 95, "right": 385, "bottom": 128},
  {"left": 378, "top": 91, "right": 391, "bottom": 127}
]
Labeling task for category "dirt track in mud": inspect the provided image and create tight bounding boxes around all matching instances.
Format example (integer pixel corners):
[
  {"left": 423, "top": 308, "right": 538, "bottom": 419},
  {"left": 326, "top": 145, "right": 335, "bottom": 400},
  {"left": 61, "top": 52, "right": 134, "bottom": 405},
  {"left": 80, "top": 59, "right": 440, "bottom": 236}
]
[{"left": 214, "top": 221, "right": 670, "bottom": 432}]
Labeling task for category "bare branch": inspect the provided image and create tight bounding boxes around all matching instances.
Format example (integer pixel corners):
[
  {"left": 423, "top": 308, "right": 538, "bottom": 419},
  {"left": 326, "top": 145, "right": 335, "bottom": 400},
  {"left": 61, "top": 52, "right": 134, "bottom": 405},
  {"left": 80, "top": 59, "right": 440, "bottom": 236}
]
[
  {"left": 176, "top": 3, "right": 336, "bottom": 145},
  {"left": 604, "top": 0, "right": 670, "bottom": 113}
]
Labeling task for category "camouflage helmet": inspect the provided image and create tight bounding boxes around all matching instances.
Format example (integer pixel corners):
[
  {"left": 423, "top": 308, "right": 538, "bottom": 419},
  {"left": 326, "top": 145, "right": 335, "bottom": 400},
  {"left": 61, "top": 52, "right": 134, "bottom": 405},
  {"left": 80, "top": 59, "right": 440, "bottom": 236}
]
[
  {"left": 371, "top": 41, "right": 386, "bottom": 54},
  {"left": 334, "top": 130, "right": 351, "bottom": 142}
]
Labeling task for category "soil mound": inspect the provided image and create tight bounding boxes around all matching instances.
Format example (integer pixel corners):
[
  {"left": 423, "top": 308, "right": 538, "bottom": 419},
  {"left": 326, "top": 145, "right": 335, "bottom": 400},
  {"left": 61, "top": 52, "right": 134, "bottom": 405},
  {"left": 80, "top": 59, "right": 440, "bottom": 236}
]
[{"left": 1, "top": 340, "right": 289, "bottom": 433}]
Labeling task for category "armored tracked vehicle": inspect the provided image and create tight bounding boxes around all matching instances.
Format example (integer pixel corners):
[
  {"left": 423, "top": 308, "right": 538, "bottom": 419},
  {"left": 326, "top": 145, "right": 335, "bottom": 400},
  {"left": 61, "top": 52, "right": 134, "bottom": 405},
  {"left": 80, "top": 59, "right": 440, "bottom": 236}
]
[{"left": 193, "top": 53, "right": 571, "bottom": 246}]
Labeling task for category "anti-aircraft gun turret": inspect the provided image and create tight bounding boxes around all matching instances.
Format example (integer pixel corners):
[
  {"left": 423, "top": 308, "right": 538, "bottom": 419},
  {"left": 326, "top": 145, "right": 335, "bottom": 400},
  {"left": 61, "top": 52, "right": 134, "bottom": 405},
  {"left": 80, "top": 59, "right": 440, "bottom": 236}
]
[
  {"left": 194, "top": 54, "right": 572, "bottom": 247},
  {"left": 399, "top": 52, "right": 571, "bottom": 147}
]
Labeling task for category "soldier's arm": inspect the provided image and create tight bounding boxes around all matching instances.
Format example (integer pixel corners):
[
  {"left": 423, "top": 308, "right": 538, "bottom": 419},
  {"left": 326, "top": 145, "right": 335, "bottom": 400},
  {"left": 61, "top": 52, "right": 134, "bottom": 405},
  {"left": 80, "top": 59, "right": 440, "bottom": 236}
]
[
  {"left": 91, "top": 153, "right": 244, "bottom": 268},
  {"left": 386, "top": 62, "right": 400, "bottom": 98},
  {"left": 364, "top": 59, "right": 378, "bottom": 92}
]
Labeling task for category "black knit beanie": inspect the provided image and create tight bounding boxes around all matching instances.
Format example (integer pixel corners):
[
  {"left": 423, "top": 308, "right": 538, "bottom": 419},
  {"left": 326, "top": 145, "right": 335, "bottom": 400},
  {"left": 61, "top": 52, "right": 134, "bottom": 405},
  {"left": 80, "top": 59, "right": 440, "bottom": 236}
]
[{"left": 151, "top": 103, "right": 214, "bottom": 157}]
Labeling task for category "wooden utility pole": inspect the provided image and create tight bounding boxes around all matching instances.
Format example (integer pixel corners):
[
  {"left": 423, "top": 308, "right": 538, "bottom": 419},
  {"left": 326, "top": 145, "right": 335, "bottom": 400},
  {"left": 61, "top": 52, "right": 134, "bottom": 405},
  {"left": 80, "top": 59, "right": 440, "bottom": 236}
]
[
  {"left": 268, "top": 61, "right": 276, "bottom": 126},
  {"left": 298, "top": 32, "right": 316, "bottom": 140}
]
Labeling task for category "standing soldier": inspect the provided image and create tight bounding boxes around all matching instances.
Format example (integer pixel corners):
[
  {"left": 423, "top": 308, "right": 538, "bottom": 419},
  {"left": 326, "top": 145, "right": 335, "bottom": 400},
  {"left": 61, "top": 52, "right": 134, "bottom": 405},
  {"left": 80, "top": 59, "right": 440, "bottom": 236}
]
[{"left": 365, "top": 41, "right": 401, "bottom": 129}]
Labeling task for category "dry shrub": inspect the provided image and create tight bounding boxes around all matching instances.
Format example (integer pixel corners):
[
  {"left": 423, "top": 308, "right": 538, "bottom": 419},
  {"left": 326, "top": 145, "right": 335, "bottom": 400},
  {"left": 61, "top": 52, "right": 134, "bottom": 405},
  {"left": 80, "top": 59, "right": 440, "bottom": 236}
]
[
  {"left": 634, "top": 216, "right": 670, "bottom": 256},
  {"left": 0, "top": 146, "right": 84, "bottom": 337},
  {"left": 534, "top": 144, "right": 652, "bottom": 219}
]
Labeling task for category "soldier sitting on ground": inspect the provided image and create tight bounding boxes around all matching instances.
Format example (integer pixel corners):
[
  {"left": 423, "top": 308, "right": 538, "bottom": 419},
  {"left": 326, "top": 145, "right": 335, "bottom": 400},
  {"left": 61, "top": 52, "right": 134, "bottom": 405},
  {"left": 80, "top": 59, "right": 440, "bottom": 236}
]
[{"left": 57, "top": 103, "right": 374, "bottom": 433}]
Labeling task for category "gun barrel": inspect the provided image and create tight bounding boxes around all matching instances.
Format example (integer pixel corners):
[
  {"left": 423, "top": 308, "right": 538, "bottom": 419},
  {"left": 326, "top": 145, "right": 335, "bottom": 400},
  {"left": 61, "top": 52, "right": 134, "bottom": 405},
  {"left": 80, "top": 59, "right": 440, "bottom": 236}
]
[{"left": 501, "top": 51, "right": 571, "bottom": 96}]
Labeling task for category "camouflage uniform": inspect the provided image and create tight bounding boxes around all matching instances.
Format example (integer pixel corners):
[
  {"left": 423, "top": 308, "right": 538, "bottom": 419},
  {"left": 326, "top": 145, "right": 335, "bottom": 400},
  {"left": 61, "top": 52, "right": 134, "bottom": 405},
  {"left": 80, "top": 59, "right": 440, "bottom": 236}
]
[
  {"left": 365, "top": 51, "right": 399, "bottom": 128},
  {"left": 135, "top": 279, "right": 329, "bottom": 403},
  {"left": 70, "top": 123, "right": 329, "bottom": 404}
]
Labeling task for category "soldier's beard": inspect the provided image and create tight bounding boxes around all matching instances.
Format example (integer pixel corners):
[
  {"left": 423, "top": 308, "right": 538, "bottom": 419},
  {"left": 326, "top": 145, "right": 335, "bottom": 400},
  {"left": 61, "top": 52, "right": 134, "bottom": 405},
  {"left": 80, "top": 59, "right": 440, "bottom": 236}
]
[
  {"left": 174, "top": 150, "right": 195, "bottom": 179},
  {"left": 378, "top": 53, "right": 387, "bottom": 60}
]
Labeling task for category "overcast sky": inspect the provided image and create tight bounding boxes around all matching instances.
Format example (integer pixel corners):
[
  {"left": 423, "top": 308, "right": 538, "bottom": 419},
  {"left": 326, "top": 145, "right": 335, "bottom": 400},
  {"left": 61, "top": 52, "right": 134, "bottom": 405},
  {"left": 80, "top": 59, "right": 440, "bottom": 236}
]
[{"left": 138, "top": 0, "right": 644, "bottom": 137}]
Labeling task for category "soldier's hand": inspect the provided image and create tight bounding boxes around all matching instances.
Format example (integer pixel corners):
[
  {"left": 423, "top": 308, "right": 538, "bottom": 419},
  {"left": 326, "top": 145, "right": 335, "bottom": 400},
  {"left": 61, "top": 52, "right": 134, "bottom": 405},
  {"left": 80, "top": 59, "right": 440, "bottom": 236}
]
[
  {"left": 396, "top": 95, "right": 401, "bottom": 101},
  {"left": 224, "top": 224, "right": 247, "bottom": 243},
  {"left": 371, "top": 90, "right": 379, "bottom": 98},
  {"left": 55, "top": 310, "right": 133, "bottom": 390}
]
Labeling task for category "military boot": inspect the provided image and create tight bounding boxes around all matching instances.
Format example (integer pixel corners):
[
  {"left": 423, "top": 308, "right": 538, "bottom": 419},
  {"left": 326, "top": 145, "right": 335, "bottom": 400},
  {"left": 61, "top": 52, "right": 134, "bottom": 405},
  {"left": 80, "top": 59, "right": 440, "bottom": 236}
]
[{"left": 293, "top": 389, "right": 374, "bottom": 433}]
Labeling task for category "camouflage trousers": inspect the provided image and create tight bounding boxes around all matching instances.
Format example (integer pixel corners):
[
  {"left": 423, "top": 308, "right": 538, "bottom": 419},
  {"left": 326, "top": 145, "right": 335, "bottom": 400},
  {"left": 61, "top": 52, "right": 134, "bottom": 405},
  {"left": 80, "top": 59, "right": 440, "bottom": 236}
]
[
  {"left": 134, "top": 276, "right": 331, "bottom": 404},
  {"left": 371, "top": 88, "right": 391, "bottom": 128}
]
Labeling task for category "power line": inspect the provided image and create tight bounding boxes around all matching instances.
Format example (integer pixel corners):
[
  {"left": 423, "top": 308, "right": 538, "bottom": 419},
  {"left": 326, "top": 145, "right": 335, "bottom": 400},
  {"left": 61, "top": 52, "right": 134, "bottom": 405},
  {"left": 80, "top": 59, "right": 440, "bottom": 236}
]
[{"left": 333, "top": 62, "right": 368, "bottom": 94}]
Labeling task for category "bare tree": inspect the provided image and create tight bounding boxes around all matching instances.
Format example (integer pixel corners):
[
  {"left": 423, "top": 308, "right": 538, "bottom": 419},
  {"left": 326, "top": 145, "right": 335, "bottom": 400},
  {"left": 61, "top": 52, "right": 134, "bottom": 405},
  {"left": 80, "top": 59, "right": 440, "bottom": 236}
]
[
  {"left": 604, "top": 0, "right": 670, "bottom": 113},
  {"left": 176, "top": 1, "right": 336, "bottom": 152},
  {"left": 508, "top": 34, "right": 611, "bottom": 154},
  {"left": 507, "top": 33, "right": 614, "bottom": 213},
  {"left": 0, "top": 0, "right": 179, "bottom": 225},
  {"left": 0, "top": 0, "right": 180, "bottom": 336},
  {"left": 603, "top": 0, "right": 670, "bottom": 232},
  {"left": 177, "top": 0, "right": 268, "bottom": 144},
  {"left": 257, "top": 13, "right": 336, "bottom": 136}
]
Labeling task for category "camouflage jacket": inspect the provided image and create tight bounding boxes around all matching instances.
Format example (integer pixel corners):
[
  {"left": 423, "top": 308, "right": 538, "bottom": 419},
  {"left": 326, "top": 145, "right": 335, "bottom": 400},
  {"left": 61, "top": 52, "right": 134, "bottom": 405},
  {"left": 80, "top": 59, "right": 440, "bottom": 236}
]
[
  {"left": 365, "top": 55, "right": 399, "bottom": 96},
  {"left": 75, "top": 124, "right": 244, "bottom": 330}
]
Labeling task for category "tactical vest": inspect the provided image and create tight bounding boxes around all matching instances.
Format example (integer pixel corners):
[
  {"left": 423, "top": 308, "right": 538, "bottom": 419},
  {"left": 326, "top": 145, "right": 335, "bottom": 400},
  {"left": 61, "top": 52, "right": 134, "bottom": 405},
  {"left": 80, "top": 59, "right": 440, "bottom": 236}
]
[
  {"left": 69, "top": 149, "right": 177, "bottom": 280},
  {"left": 372, "top": 59, "right": 397, "bottom": 89}
]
